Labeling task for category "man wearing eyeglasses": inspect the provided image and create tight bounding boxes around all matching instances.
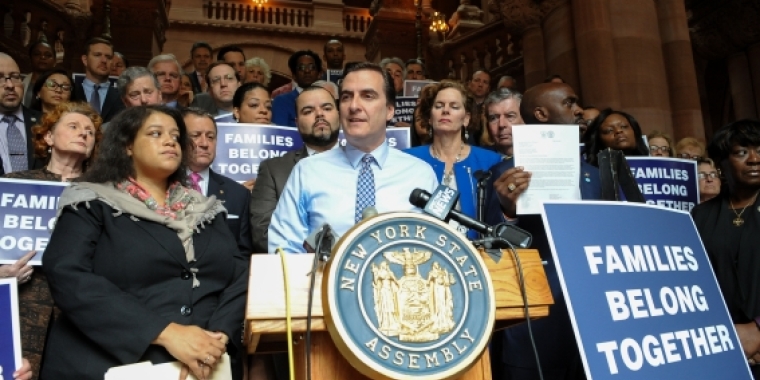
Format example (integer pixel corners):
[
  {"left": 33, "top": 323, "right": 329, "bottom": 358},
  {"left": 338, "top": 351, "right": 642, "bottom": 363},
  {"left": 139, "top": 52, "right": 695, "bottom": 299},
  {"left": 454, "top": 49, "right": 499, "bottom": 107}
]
[
  {"left": 148, "top": 54, "right": 185, "bottom": 108},
  {"left": 0, "top": 53, "right": 42, "bottom": 175},
  {"left": 71, "top": 37, "right": 125, "bottom": 123},
  {"left": 271, "top": 50, "right": 323, "bottom": 128},
  {"left": 190, "top": 62, "right": 241, "bottom": 122}
]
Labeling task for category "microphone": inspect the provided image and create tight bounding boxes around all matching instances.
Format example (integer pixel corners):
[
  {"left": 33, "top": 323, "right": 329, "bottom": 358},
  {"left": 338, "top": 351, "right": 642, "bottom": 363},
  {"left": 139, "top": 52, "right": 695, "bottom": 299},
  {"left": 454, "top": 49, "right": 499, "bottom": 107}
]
[
  {"left": 410, "top": 187, "right": 532, "bottom": 248},
  {"left": 473, "top": 169, "right": 492, "bottom": 183},
  {"left": 303, "top": 224, "right": 338, "bottom": 261}
]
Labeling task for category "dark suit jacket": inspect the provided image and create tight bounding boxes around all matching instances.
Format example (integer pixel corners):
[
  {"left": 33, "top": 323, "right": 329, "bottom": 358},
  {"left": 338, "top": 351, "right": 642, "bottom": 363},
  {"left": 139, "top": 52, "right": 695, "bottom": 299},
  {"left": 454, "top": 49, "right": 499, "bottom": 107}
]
[
  {"left": 21, "top": 106, "right": 43, "bottom": 170},
  {"left": 250, "top": 147, "right": 308, "bottom": 253},
  {"left": 188, "top": 70, "right": 204, "bottom": 94},
  {"left": 271, "top": 89, "right": 299, "bottom": 128},
  {"left": 486, "top": 159, "right": 601, "bottom": 373},
  {"left": 208, "top": 170, "right": 253, "bottom": 255},
  {"left": 190, "top": 93, "right": 220, "bottom": 116},
  {"left": 41, "top": 199, "right": 248, "bottom": 380},
  {"left": 72, "top": 82, "right": 125, "bottom": 123}
]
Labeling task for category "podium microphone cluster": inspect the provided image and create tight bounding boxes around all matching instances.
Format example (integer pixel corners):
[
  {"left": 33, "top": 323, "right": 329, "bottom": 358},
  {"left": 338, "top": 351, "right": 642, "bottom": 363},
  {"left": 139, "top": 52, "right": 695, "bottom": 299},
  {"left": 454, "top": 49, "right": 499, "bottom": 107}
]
[{"left": 409, "top": 186, "right": 532, "bottom": 249}]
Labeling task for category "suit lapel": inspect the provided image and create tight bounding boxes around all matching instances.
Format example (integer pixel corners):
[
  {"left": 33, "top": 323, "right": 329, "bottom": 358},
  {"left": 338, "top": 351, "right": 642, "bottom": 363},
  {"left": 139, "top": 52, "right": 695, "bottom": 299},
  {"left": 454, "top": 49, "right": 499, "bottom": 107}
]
[
  {"left": 131, "top": 218, "right": 189, "bottom": 267},
  {"left": 207, "top": 170, "right": 225, "bottom": 201},
  {"left": 101, "top": 88, "right": 117, "bottom": 119},
  {"left": 22, "top": 107, "right": 40, "bottom": 168}
]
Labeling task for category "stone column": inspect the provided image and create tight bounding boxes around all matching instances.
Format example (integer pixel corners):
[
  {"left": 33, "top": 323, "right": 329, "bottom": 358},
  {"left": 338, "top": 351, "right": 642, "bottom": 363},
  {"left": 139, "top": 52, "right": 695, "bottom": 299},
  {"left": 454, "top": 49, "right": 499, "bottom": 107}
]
[
  {"left": 571, "top": 0, "right": 620, "bottom": 110},
  {"left": 747, "top": 42, "right": 760, "bottom": 119},
  {"left": 543, "top": 1, "right": 581, "bottom": 98},
  {"left": 656, "top": 0, "right": 704, "bottom": 140},
  {"left": 727, "top": 51, "right": 758, "bottom": 120},
  {"left": 522, "top": 24, "right": 546, "bottom": 88},
  {"left": 609, "top": 0, "right": 672, "bottom": 135}
]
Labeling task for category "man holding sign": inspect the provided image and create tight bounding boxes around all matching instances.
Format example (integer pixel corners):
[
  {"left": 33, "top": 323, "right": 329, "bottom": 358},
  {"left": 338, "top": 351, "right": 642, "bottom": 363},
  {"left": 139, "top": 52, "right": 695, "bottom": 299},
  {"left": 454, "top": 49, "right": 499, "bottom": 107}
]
[{"left": 486, "top": 82, "right": 600, "bottom": 380}]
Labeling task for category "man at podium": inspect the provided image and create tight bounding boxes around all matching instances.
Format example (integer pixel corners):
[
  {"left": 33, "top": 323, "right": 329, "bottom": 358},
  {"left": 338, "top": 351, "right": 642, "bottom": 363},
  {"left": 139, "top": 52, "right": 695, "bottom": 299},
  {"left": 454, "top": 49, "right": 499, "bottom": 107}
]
[{"left": 268, "top": 63, "right": 438, "bottom": 253}]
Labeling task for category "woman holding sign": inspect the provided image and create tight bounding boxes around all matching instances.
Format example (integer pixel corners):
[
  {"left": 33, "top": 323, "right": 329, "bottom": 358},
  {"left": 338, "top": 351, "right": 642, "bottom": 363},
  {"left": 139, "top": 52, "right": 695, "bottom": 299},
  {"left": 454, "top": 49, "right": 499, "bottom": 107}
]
[
  {"left": 582, "top": 109, "right": 649, "bottom": 166},
  {"left": 405, "top": 81, "right": 502, "bottom": 239},
  {"left": 41, "top": 106, "right": 248, "bottom": 380},
  {"left": 693, "top": 119, "right": 760, "bottom": 377},
  {"left": 2, "top": 101, "right": 101, "bottom": 379}
]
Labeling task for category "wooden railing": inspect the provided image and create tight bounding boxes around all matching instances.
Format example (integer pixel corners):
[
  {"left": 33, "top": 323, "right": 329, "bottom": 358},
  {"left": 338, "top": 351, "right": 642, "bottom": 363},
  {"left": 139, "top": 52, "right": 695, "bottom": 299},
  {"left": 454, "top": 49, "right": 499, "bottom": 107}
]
[
  {"left": 343, "top": 7, "right": 371, "bottom": 33},
  {"left": 428, "top": 19, "right": 522, "bottom": 82},
  {"left": 203, "top": 1, "right": 313, "bottom": 28}
]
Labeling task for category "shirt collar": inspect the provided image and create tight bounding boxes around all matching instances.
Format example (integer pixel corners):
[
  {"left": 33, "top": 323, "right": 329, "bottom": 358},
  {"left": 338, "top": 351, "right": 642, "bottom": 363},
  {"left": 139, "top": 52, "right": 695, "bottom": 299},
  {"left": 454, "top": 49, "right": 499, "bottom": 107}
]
[
  {"left": 82, "top": 77, "right": 107, "bottom": 89},
  {"left": 344, "top": 140, "right": 389, "bottom": 170},
  {"left": 5, "top": 107, "right": 24, "bottom": 122},
  {"left": 306, "top": 142, "right": 339, "bottom": 157}
]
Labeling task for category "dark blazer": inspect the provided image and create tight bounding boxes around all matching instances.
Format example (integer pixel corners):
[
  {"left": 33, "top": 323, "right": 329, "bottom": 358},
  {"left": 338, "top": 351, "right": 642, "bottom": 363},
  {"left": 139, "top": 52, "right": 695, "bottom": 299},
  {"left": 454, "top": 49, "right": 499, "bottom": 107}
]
[
  {"left": 72, "top": 82, "right": 125, "bottom": 123},
  {"left": 188, "top": 70, "right": 204, "bottom": 94},
  {"left": 41, "top": 199, "right": 248, "bottom": 380},
  {"left": 207, "top": 169, "right": 253, "bottom": 255},
  {"left": 486, "top": 159, "right": 601, "bottom": 377},
  {"left": 21, "top": 106, "right": 43, "bottom": 170},
  {"left": 190, "top": 93, "right": 220, "bottom": 116},
  {"left": 250, "top": 147, "right": 308, "bottom": 253},
  {"left": 271, "top": 89, "right": 299, "bottom": 128}
]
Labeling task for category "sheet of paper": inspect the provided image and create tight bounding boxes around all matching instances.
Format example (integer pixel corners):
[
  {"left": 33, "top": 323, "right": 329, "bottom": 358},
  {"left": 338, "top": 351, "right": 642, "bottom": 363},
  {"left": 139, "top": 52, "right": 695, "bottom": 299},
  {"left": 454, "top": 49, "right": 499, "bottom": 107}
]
[
  {"left": 105, "top": 353, "right": 232, "bottom": 380},
  {"left": 513, "top": 124, "right": 581, "bottom": 215}
]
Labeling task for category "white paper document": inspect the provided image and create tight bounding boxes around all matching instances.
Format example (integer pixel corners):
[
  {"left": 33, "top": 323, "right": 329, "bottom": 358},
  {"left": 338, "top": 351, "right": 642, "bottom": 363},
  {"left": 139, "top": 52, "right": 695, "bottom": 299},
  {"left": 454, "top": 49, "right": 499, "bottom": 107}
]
[
  {"left": 105, "top": 353, "right": 232, "bottom": 380},
  {"left": 512, "top": 124, "right": 581, "bottom": 214}
]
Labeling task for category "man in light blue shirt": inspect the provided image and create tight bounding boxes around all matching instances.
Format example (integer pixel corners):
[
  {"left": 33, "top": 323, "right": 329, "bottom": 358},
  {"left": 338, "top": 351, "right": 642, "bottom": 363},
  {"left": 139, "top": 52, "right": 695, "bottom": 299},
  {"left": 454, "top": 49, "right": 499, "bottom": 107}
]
[{"left": 268, "top": 63, "right": 439, "bottom": 253}]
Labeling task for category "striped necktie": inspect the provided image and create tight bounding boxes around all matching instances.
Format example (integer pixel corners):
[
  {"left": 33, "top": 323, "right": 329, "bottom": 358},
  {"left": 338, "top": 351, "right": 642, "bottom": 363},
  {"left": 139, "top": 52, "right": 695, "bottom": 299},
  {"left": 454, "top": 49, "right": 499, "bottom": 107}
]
[{"left": 4, "top": 114, "right": 26, "bottom": 172}]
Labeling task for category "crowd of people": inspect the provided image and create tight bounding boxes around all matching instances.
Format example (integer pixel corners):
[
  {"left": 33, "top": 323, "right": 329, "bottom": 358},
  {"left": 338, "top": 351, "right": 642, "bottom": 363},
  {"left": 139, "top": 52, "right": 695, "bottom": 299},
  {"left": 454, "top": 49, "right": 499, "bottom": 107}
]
[{"left": 0, "top": 32, "right": 758, "bottom": 380}]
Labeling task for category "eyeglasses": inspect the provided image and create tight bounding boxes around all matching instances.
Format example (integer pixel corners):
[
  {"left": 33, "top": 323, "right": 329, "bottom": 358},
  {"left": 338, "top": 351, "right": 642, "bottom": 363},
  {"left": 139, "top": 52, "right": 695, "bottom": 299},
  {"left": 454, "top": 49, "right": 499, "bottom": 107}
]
[
  {"left": 698, "top": 172, "right": 719, "bottom": 180},
  {"left": 210, "top": 74, "right": 237, "bottom": 85},
  {"left": 44, "top": 81, "right": 72, "bottom": 92},
  {"left": 649, "top": 145, "right": 670, "bottom": 153},
  {"left": 678, "top": 153, "right": 701, "bottom": 160},
  {"left": 1, "top": 73, "right": 23, "bottom": 85},
  {"left": 297, "top": 64, "right": 316, "bottom": 73}
]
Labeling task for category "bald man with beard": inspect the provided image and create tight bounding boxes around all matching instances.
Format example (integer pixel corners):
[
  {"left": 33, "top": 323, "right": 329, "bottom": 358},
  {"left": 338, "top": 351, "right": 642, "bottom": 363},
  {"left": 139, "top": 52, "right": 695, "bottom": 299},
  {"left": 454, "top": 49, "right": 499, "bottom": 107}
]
[{"left": 485, "top": 82, "right": 600, "bottom": 380}]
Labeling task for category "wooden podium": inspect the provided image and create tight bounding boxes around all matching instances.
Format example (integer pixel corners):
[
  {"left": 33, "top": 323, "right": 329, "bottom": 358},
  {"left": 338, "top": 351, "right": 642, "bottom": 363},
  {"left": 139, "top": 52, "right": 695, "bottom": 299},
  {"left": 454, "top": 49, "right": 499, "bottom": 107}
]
[{"left": 244, "top": 249, "right": 553, "bottom": 380}]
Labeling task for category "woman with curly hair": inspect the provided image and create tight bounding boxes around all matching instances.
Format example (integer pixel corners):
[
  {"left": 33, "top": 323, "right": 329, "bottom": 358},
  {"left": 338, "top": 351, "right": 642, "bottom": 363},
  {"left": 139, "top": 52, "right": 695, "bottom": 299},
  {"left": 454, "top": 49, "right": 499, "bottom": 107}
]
[{"left": 1, "top": 101, "right": 101, "bottom": 379}]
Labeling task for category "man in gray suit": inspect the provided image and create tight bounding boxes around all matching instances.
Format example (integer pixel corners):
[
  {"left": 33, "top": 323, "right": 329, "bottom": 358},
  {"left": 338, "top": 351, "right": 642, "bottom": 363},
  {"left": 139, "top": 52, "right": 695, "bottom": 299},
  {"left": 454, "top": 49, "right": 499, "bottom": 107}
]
[{"left": 249, "top": 86, "right": 340, "bottom": 252}]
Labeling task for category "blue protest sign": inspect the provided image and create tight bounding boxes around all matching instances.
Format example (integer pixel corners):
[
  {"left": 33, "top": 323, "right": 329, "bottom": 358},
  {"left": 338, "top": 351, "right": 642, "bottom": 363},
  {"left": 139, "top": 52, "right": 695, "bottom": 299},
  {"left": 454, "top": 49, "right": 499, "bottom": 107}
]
[
  {"left": 0, "top": 179, "right": 67, "bottom": 266},
  {"left": 212, "top": 123, "right": 303, "bottom": 182},
  {"left": 541, "top": 201, "right": 751, "bottom": 380},
  {"left": 326, "top": 69, "right": 344, "bottom": 85},
  {"left": 627, "top": 157, "right": 699, "bottom": 212},
  {"left": 0, "top": 279, "right": 22, "bottom": 377},
  {"left": 389, "top": 96, "right": 417, "bottom": 126},
  {"left": 403, "top": 80, "right": 436, "bottom": 98},
  {"left": 213, "top": 123, "right": 413, "bottom": 182},
  {"left": 337, "top": 127, "right": 411, "bottom": 151}
]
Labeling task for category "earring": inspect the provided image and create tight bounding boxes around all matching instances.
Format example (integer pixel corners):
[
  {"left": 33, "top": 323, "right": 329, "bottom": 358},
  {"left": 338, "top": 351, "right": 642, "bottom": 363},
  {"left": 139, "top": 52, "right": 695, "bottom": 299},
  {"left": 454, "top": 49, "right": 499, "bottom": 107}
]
[
  {"left": 464, "top": 129, "right": 469, "bottom": 140},
  {"left": 47, "top": 147, "right": 51, "bottom": 153},
  {"left": 427, "top": 128, "right": 433, "bottom": 138}
]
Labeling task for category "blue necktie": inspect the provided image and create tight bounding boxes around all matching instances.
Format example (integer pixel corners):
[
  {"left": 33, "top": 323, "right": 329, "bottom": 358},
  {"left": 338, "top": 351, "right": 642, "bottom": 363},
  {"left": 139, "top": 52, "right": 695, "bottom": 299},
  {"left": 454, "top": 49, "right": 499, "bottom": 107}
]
[
  {"left": 355, "top": 154, "right": 376, "bottom": 223},
  {"left": 90, "top": 84, "right": 101, "bottom": 114},
  {"left": 4, "top": 115, "right": 26, "bottom": 172}
]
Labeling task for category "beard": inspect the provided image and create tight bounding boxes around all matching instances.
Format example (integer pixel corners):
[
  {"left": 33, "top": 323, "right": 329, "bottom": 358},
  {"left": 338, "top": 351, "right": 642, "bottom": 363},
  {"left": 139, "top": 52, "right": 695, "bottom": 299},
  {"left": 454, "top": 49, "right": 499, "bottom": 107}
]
[{"left": 301, "top": 124, "right": 340, "bottom": 147}]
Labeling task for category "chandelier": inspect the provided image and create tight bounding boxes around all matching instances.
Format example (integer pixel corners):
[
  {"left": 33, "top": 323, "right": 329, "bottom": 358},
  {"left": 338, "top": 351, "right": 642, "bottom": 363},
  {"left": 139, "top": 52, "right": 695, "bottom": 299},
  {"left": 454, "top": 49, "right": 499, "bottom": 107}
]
[
  {"left": 429, "top": 12, "right": 449, "bottom": 38},
  {"left": 251, "top": 0, "right": 267, "bottom": 6}
]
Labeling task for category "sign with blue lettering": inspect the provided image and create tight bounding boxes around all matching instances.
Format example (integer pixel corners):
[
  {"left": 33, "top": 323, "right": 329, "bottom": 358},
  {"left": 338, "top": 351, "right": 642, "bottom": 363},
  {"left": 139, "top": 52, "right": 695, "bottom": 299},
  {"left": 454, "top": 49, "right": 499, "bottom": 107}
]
[
  {"left": 389, "top": 96, "right": 417, "bottom": 126},
  {"left": 326, "top": 69, "right": 344, "bottom": 85},
  {"left": 627, "top": 157, "right": 699, "bottom": 212},
  {"left": 213, "top": 123, "right": 413, "bottom": 182},
  {"left": 0, "top": 278, "right": 22, "bottom": 377},
  {"left": 0, "top": 179, "right": 67, "bottom": 266},
  {"left": 541, "top": 201, "right": 751, "bottom": 380}
]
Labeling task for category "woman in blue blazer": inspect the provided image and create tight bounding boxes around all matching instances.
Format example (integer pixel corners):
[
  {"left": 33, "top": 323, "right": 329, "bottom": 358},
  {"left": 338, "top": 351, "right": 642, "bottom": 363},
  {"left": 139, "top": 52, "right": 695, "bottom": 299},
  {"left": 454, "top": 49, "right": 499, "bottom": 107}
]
[{"left": 405, "top": 81, "right": 502, "bottom": 239}]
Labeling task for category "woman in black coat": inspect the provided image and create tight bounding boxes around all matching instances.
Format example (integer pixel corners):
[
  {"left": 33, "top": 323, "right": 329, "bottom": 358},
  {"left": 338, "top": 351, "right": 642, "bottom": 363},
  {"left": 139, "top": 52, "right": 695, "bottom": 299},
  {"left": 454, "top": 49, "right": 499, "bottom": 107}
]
[
  {"left": 41, "top": 105, "right": 248, "bottom": 380},
  {"left": 692, "top": 119, "right": 760, "bottom": 378}
]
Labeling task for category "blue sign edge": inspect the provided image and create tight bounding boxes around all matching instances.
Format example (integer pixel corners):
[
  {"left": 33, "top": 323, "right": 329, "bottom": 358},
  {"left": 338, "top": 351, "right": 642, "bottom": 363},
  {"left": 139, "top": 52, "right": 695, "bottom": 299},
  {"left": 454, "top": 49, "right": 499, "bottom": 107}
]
[{"left": 0, "top": 278, "right": 22, "bottom": 372}]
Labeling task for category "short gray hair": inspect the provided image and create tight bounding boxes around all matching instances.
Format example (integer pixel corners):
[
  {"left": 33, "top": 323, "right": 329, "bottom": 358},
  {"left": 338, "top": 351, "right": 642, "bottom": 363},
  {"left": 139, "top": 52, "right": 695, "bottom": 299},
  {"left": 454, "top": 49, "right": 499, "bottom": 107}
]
[
  {"left": 244, "top": 57, "right": 272, "bottom": 87},
  {"left": 483, "top": 88, "right": 523, "bottom": 117},
  {"left": 311, "top": 80, "right": 339, "bottom": 99},
  {"left": 147, "top": 54, "right": 181, "bottom": 74},
  {"left": 379, "top": 57, "right": 406, "bottom": 78},
  {"left": 117, "top": 67, "right": 160, "bottom": 99}
]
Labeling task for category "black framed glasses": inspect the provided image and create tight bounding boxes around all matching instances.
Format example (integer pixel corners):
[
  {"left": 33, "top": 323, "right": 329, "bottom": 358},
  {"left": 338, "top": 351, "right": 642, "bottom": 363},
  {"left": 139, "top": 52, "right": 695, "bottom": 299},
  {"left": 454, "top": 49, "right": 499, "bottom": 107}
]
[
  {"left": 678, "top": 153, "right": 701, "bottom": 160},
  {"left": 44, "top": 81, "right": 72, "bottom": 92}
]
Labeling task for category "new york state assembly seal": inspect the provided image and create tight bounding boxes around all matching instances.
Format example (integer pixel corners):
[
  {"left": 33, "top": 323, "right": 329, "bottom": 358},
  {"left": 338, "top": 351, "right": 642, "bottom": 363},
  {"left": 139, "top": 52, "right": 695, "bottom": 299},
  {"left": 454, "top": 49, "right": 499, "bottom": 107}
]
[{"left": 323, "top": 212, "right": 495, "bottom": 380}]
